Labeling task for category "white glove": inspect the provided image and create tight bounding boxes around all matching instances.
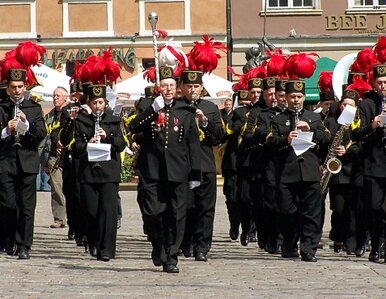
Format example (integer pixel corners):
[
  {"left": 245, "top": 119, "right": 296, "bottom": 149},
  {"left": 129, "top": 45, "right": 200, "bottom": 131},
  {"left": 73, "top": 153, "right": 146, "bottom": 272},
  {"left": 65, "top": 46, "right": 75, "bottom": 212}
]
[
  {"left": 189, "top": 181, "right": 201, "bottom": 189},
  {"left": 151, "top": 96, "right": 165, "bottom": 112}
]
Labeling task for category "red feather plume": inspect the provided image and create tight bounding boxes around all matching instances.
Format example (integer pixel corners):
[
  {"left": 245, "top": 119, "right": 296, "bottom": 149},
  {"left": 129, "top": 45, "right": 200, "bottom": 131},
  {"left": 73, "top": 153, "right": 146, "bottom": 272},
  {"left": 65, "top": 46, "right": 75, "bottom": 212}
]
[
  {"left": 355, "top": 48, "right": 377, "bottom": 73},
  {"left": 187, "top": 35, "right": 227, "bottom": 73},
  {"left": 143, "top": 66, "right": 157, "bottom": 83},
  {"left": 374, "top": 36, "right": 386, "bottom": 64},
  {"left": 0, "top": 50, "right": 23, "bottom": 81},
  {"left": 346, "top": 77, "right": 372, "bottom": 99},
  {"left": 266, "top": 49, "right": 288, "bottom": 77},
  {"left": 285, "top": 52, "right": 319, "bottom": 79},
  {"left": 317, "top": 71, "right": 333, "bottom": 93},
  {"left": 245, "top": 64, "right": 267, "bottom": 81},
  {"left": 15, "top": 41, "right": 46, "bottom": 67}
]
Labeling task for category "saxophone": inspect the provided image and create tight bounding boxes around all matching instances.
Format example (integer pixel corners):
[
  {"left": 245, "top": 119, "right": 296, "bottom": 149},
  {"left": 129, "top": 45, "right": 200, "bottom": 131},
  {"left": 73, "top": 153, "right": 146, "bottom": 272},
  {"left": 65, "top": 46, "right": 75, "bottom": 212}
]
[{"left": 320, "top": 124, "right": 350, "bottom": 193}]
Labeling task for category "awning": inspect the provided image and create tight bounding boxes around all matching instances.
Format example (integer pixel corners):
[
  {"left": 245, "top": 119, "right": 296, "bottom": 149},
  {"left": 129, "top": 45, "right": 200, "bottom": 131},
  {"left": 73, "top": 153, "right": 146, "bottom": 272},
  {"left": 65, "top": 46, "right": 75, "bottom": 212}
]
[{"left": 305, "top": 57, "right": 337, "bottom": 105}]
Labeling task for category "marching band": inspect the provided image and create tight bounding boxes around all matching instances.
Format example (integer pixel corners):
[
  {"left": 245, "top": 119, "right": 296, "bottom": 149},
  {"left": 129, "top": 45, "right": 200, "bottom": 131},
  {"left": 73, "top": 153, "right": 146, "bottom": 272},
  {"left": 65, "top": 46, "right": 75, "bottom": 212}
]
[{"left": 0, "top": 35, "right": 386, "bottom": 275}]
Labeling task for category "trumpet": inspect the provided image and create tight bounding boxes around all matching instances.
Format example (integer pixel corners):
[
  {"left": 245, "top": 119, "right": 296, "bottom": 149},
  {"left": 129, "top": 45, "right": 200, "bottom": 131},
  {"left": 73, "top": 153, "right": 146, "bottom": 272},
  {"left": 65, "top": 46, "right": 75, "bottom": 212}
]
[
  {"left": 92, "top": 110, "right": 102, "bottom": 169},
  {"left": 13, "top": 100, "right": 22, "bottom": 149}
]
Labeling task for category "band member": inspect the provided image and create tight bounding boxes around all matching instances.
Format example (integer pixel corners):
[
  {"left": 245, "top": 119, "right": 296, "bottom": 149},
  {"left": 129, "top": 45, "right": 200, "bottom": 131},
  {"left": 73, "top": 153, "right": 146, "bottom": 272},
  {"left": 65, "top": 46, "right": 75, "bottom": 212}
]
[
  {"left": 254, "top": 77, "right": 287, "bottom": 254},
  {"left": 323, "top": 89, "right": 365, "bottom": 254},
  {"left": 352, "top": 64, "right": 386, "bottom": 263},
  {"left": 0, "top": 69, "right": 47, "bottom": 259},
  {"left": 266, "top": 79, "right": 330, "bottom": 262},
  {"left": 74, "top": 85, "right": 126, "bottom": 261},
  {"left": 129, "top": 66, "right": 201, "bottom": 273},
  {"left": 221, "top": 91, "right": 249, "bottom": 241},
  {"left": 179, "top": 69, "right": 225, "bottom": 262}
]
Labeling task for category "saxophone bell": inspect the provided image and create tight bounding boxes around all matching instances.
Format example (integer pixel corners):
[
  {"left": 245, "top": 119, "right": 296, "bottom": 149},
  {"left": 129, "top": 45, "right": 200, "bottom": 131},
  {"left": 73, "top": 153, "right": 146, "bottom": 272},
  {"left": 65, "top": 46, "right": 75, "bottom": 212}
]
[{"left": 325, "top": 157, "right": 342, "bottom": 174}]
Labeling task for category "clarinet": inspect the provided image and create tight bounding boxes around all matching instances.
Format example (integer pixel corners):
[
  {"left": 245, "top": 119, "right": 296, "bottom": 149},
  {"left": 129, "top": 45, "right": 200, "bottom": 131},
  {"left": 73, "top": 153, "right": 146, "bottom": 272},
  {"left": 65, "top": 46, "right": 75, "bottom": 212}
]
[
  {"left": 92, "top": 110, "right": 102, "bottom": 169},
  {"left": 13, "top": 100, "right": 22, "bottom": 149}
]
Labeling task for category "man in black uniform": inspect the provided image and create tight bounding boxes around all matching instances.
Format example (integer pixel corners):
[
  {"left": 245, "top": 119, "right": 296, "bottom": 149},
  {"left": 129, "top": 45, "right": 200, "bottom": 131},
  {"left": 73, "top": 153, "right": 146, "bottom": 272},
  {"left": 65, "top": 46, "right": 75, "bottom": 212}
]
[
  {"left": 221, "top": 91, "right": 249, "bottom": 241},
  {"left": 0, "top": 69, "right": 47, "bottom": 259},
  {"left": 254, "top": 78, "right": 287, "bottom": 254},
  {"left": 266, "top": 79, "right": 330, "bottom": 262},
  {"left": 352, "top": 64, "right": 386, "bottom": 263},
  {"left": 179, "top": 69, "right": 225, "bottom": 262},
  {"left": 130, "top": 66, "right": 201, "bottom": 273}
]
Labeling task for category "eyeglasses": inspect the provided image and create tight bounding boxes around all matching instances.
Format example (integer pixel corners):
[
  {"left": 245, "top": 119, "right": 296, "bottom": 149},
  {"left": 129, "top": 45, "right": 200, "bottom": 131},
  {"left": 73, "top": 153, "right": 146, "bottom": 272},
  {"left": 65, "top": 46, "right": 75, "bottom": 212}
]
[{"left": 53, "top": 94, "right": 67, "bottom": 98}]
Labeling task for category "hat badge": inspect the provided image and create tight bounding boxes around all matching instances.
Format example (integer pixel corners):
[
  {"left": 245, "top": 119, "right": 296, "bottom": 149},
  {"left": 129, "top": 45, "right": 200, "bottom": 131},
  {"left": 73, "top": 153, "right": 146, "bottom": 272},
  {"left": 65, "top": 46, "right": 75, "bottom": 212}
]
[
  {"left": 188, "top": 72, "right": 198, "bottom": 82},
  {"left": 253, "top": 78, "right": 261, "bottom": 87},
  {"left": 161, "top": 67, "right": 172, "bottom": 78},
  {"left": 268, "top": 77, "right": 275, "bottom": 87},
  {"left": 280, "top": 81, "right": 286, "bottom": 90},
  {"left": 240, "top": 90, "right": 248, "bottom": 99},
  {"left": 346, "top": 90, "right": 356, "bottom": 98},
  {"left": 11, "top": 69, "right": 23, "bottom": 81},
  {"left": 378, "top": 66, "right": 386, "bottom": 76},
  {"left": 93, "top": 86, "right": 103, "bottom": 97},
  {"left": 294, "top": 81, "right": 304, "bottom": 91}
]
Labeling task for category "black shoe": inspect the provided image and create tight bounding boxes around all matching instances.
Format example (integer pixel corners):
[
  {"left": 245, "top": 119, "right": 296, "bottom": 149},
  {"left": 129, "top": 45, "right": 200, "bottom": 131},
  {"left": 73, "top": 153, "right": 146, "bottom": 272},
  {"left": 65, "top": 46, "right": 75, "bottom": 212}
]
[
  {"left": 333, "top": 242, "right": 343, "bottom": 253},
  {"left": 194, "top": 252, "right": 207, "bottom": 262},
  {"left": 355, "top": 246, "right": 366, "bottom": 257},
  {"left": 181, "top": 246, "right": 192, "bottom": 258},
  {"left": 89, "top": 246, "right": 97, "bottom": 257},
  {"left": 229, "top": 228, "right": 239, "bottom": 241},
  {"left": 240, "top": 233, "right": 249, "bottom": 246},
  {"left": 163, "top": 264, "right": 179, "bottom": 273},
  {"left": 100, "top": 255, "right": 110, "bottom": 262},
  {"left": 281, "top": 247, "right": 299, "bottom": 258},
  {"left": 6, "top": 239, "right": 17, "bottom": 256},
  {"left": 152, "top": 250, "right": 162, "bottom": 266},
  {"left": 18, "top": 247, "right": 30, "bottom": 260},
  {"left": 301, "top": 253, "right": 317, "bottom": 262},
  {"left": 369, "top": 250, "right": 380, "bottom": 262}
]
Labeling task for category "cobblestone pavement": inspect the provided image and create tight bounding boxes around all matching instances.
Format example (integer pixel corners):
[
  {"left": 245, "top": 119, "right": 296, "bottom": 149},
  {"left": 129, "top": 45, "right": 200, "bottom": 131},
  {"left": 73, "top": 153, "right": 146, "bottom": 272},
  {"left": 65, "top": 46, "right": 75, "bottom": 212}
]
[{"left": 1, "top": 189, "right": 386, "bottom": 298}]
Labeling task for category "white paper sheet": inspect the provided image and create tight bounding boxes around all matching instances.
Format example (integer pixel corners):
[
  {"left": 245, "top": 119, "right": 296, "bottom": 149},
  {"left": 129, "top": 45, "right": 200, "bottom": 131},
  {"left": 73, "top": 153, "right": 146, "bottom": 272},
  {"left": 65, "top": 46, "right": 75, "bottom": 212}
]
[
  {"left": 87, "top": 143, "right": 111, "bottom": 162},
  {"left": 291, "top": 131, "right": 316, "bottom": 156},
  {"left": 337, "top": 105, "right": 357, "bottom": 125}
]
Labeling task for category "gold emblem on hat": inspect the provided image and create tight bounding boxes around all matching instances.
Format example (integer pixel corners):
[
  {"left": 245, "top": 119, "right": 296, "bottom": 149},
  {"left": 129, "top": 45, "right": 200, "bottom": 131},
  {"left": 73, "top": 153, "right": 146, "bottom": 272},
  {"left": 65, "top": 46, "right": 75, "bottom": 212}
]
[
  {"left": 268, "top": 77, "right": 275, "bottom": 87},
  {"left": 11, "top": 69, "right": 23, "bottom": 81},
  {"left": 93, "top": 86, "right": 103, "bottom": 97},
  {"left": 253, "top": 78, "right": 262, "bottom": 87},
  {"left": 294, "top": 81, "right": 304, "bottom": 91},
  {"left": 280, "top": 81, "right": 286, "bottom": 90},
  {"left": 346, "top": 90, "right": 356, "bottom": 98},
  {"left": 188, "top": 72, "right": 198, "bottom": 82},
  {"left": 377, "top": 66, "right": 386, "bottom": 75},
  {"left": 161, "top": 67, "right": 172, "bottom": 78},
  {"left": 240, "top": 90, "right": 248, "bottom": 99}
]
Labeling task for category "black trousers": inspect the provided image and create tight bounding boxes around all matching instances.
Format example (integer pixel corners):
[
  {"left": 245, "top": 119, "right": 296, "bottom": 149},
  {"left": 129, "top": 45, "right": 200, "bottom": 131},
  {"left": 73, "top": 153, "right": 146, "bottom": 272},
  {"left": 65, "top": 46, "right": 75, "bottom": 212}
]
[
  {"left": 183, "top": 172, "right": 217, "bottom": 255},
  {"left": 0, "top": 172, "right": 37, "bottom": 249},
  {"left": 363, "top": 176, "right": 386, "bottom": 251},
  {"left": 222, "top": 170, "right": 239, "bottom": 230},
  {"left": 278, "top": 181, "right": 322, "bottom": 256},
  {"left": 81, "top": 182, "right": 118, "bottom": 259},
  {"left": 141, "top": 177, "right": 187, "bottom": 266},
  {"left": 235, "top": 167, "right": 253, "bottom": 235},
  {"left": 63, "top": 158, "right": 84, "bottom": 238}
]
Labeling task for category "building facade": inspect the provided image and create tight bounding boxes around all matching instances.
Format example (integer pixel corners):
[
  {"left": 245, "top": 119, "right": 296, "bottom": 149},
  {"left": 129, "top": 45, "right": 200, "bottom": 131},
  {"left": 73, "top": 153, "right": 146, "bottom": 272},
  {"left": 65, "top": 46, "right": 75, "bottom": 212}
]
[
  {"left": 0, "top": 0, "right": 227, "bottom": 82},
  {"left": 230, "top": 0, "right": 386, "bottom": 100}
]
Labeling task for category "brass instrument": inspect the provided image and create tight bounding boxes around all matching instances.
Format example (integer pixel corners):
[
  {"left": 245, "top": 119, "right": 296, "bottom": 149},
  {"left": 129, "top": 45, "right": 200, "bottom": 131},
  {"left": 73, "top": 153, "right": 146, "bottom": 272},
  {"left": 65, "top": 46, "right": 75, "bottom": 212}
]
[
  {"left": 13, "top": 100, "right": 22, "bottom": 149},
  {"left": 320, "top": 124, "right": 350, "bottom": 193},
  {"left": 92, "top": 110, "right": 102, "bottom": 169}
]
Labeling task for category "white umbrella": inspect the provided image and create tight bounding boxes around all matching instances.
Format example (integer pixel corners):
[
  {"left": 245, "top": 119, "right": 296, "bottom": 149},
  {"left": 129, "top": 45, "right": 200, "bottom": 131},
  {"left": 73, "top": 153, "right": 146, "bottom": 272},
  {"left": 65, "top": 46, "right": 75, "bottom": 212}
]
[
  {"left": 115, "top": 72, "right": 153, "bottom": 100},
  {"left": 30, "top": 64, "right": 71, "bottom": 102}
]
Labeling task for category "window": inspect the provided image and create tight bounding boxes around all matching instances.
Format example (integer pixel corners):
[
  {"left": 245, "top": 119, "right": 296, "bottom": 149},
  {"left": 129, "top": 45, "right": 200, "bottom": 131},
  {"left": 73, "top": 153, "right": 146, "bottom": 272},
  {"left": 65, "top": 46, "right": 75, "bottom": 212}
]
[
  {"left": 350, "top": 0, "right": 386, "bottom": 7},
  {"left": 347, "top": 0, "right": 386, "bottom": 13},
  {"left": 62, "top": 0, "right": 113, "bottom": 38},
  {"left": 0, "top": 0, "right": 36, "bottom": 39},
  {"left": 262, "top": 0, "right": 321, "bottom": 15},
  {"left": 138, "top": 0, "right": 191, "bottom": 36}
]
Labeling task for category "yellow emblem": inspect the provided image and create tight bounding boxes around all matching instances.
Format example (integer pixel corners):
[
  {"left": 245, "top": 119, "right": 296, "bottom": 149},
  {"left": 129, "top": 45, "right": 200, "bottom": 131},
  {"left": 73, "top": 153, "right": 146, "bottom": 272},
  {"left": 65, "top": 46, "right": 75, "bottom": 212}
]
[
  {"left": 11, "top": 69, "right": 23, "bottom": 81},
  {"left": 346, "top": 90, "right": 356, "bottom": 98},
  {"left": 188, "top": 72, "right": 198, "bottom": 82},
  {"left": 294, "top": 81, "right": 304, "bottom": 91},
  {"left": 253, "top": 78, "right": 262, "bottom": 88},
  {"left": 161, "top": 67, "right": 172, "bottom": 79},
  {"left": 377, "top": 65, "right": 386, "bottom": 76},
  {"left": 240, "top": 90, "right": 249, "bottom": 99},
  {"left": 280, "top": 81, "right": 286, "bottom": 90},
  {"left": 267, "top": 77, "right": 275, "bottom": 87},
  {"left": 93, "top": 86, "right": 103, "bottom": 97}
]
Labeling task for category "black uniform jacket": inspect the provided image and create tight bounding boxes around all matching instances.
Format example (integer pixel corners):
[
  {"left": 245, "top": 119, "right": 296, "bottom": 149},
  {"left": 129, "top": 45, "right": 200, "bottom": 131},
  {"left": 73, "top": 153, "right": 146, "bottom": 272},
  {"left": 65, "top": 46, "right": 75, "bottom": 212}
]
[
  {"left": 74, "top": 109, "right": 126, "bottom": 184},
  {"left": 352, "top": 91, "right": 386, "bottom": 178},
  {"left": 130, "top": 99, "right": 201, "bottom": 183},
  {"left": 0, "top": 97, "right": 46, "bottom": 174},
  {"left": 266, "top": 108, "right": 330, "bottom": 183},
  {"left": 188, "top": 98, "right": 225, "bottom": 173},
  {"left": 324, "top": 114, "right": 362, "bottom": 185}
]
